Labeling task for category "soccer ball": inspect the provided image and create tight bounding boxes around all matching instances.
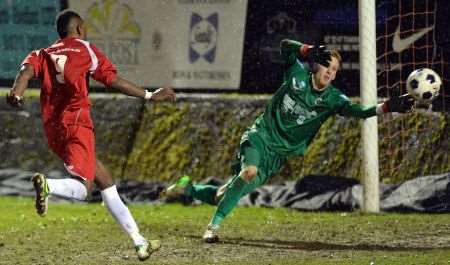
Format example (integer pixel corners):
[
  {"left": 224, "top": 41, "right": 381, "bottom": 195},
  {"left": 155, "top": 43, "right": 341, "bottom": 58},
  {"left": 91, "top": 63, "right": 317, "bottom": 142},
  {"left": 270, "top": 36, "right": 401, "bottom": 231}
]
[{"left": 406, "top": 68, "right": 442, "bottom": 103}]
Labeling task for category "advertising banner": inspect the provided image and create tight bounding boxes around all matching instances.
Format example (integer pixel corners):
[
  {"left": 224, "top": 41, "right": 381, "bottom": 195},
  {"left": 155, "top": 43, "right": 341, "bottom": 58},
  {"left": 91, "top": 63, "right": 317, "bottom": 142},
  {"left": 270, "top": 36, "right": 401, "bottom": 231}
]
[
  {"left": 0, "top": 1, "right": 60, "bottom": 79},
  {"left": 241, "top": 0, "right": 391, "bottom": 95},
  {"left": 69, "top": 0, "right": 247, "bottom": 89}
]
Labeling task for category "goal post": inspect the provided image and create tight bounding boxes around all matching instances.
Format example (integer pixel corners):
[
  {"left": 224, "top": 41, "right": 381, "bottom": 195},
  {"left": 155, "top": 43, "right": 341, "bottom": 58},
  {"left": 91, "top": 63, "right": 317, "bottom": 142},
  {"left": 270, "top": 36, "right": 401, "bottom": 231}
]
[{"left": 358, "top": 0, "right": 380, "bottom": 213}]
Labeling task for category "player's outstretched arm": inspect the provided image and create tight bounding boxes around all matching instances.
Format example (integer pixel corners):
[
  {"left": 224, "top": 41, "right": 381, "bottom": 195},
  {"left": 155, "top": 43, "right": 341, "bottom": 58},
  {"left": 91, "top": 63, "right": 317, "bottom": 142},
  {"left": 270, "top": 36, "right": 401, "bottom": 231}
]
[
  {"left": 110, "top": 76, "right": 176, "bottom": 102},
  {"left": 280, "top": 39, "right": 303, "bottom": 59},
  {"left": 339, "top": 92, "right": 414, "bottom": 119},
  {"left": 6, "top": 64, "right": 34, "bottom": 107},
  {"left": 377, "top": 93, "right": 415, "bottom": 114}
]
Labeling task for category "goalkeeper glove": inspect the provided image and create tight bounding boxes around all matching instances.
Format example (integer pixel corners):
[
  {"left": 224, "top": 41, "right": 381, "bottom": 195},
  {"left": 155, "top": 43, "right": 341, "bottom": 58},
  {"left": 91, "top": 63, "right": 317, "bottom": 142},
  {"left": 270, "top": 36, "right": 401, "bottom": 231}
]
[
  {"left": 309, "top": 45, "right": 332, "bottom": 68},
  {"left": 380, "top": 93, "right": 415, "bottom": 113},
  {"left": 6, "top": 92, "right": 24, "bottom": 108}
]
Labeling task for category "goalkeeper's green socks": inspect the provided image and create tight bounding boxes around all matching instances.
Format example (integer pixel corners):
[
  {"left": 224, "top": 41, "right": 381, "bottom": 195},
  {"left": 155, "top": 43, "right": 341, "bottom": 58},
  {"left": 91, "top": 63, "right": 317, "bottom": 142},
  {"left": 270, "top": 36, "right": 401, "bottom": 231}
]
[{"left": 210, "top": 176, "right": 247, "bottom": 226}]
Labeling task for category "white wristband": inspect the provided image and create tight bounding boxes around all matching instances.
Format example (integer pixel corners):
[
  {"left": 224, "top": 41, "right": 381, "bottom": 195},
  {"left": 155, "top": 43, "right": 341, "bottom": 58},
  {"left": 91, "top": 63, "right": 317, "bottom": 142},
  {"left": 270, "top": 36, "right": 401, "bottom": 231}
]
[{"left": 144, "top": 90, "right": 153, "bottom": 100}]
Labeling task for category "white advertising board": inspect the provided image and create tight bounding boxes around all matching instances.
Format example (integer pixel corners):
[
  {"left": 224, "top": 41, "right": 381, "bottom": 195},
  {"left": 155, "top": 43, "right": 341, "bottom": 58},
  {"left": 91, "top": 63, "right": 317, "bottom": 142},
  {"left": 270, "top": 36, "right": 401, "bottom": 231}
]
[{"left": 69, "top": 0, "right": 248, "bottom": 89}]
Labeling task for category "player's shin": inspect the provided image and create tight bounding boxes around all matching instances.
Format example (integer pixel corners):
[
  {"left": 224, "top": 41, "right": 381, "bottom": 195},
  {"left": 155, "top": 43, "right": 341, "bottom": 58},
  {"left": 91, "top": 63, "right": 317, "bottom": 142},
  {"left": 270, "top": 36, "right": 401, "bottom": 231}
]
[
  {"left": 210, "top": 177, "right": 247, "bottom": 225},
  {"left": 203, "top": 176, "right": 247, "bottom": 243},
  {"left": 100, "top": 185, "right": 147, "bottom": 246}
]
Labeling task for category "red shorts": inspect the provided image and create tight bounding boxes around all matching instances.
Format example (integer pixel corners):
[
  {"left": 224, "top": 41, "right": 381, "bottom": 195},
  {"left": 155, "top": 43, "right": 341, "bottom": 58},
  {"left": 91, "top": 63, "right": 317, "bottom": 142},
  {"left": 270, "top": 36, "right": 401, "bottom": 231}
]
[{"left": 45, "top": 123, "right": 96, "bottom": 181}]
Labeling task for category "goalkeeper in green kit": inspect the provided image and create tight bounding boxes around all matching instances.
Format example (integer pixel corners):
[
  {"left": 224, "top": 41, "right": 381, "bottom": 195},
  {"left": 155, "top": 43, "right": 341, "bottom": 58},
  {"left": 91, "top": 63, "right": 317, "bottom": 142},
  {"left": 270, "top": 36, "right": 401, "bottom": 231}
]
[{"left": 164, "top": 39, "right": 414, "bottom": 243}]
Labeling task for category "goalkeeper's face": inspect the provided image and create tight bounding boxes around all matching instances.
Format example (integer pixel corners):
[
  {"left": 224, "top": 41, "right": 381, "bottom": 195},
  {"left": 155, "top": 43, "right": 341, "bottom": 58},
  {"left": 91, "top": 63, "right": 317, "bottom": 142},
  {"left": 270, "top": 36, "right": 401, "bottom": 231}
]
[{"left": 313, "top": 56, "right": 339, "bottom": 91}]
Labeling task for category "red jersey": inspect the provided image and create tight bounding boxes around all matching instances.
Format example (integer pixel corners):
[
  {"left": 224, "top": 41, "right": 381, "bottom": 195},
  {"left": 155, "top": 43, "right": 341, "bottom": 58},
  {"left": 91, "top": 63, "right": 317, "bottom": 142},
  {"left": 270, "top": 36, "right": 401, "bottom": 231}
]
[{"left": 22, "top": 37, "right": 117, "bottom": 128}]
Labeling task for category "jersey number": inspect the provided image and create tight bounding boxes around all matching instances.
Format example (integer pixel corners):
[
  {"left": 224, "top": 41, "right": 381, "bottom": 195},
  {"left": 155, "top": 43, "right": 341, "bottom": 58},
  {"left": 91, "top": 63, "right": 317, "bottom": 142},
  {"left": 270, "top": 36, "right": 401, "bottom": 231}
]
[{"left": 50, "top": 54, "right": 67, "bottom": 84}]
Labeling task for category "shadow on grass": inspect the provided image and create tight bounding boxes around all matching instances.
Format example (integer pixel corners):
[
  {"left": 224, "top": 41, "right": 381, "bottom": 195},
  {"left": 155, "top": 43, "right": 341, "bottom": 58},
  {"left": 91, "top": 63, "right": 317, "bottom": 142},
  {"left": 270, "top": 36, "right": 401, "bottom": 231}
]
[{"left": 185, "top": 235, "right": 450, "bottom": 252}]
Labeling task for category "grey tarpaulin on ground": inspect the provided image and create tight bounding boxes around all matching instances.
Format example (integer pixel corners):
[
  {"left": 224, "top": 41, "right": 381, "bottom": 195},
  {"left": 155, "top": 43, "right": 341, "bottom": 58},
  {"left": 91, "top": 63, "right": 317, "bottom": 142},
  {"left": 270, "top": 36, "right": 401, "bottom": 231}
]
[
  {"left": 238, "top": 174, "right": 450, "bottom": 213},
  {"left": 1, "top": 168, "right": 449, "bottom": 213}
]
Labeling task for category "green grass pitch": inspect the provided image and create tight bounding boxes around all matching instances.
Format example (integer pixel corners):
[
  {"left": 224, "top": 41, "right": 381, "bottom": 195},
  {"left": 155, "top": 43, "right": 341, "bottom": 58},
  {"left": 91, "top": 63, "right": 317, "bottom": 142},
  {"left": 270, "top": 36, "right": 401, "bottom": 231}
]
[{"left": 0, "top": 196, "right": 449, "bottom": 265}]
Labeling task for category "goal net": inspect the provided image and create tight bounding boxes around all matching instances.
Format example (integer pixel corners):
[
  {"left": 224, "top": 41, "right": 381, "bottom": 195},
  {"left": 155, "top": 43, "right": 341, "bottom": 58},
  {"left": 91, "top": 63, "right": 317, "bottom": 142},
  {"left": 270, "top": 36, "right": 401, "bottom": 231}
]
[{"left": 376, "top": 0, "right": 449, "bottom": 182}]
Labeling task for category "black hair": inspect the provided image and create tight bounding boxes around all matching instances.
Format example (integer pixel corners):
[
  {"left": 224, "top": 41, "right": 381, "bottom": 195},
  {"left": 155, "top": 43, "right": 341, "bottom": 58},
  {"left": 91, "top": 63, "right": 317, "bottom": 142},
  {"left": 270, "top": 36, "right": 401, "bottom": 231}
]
[{"left": 56, "top": 10, "right": 82, "bottom": 38}]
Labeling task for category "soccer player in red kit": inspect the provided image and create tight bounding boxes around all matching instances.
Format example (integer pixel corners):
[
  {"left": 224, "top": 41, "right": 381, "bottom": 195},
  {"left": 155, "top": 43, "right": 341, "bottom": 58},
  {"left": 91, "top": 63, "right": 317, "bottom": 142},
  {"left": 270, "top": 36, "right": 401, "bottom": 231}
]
[{"left": 6, "top": 10, "right": 175, "bottom": 261}]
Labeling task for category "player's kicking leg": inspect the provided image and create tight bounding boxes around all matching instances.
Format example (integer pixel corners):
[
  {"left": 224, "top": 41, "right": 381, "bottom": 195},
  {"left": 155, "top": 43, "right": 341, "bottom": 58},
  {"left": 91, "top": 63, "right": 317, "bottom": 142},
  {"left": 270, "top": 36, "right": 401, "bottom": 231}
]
[
  {"left": 162, "top": 174, "right": 225, "bottom": 242},
  {"left": 162, "top": 175, "right": 193, "bottom": 200},
  {"left": 202, "top": 139, "right": 270, "bottom": 243},
  {"left": 31, "top": 173, "right": 89, "bottom": 216},
  {"left": 95, "top": 159, "right": 160, "bottom": 261},
  {"left": 163, "top": 169, "right": 260, "bottom": 243},
  {"left": 202, "top": 165, "right": 258, "bottom": 243},
  {"left": 162, "top": 175, "right": 225, "bottom": 205}
]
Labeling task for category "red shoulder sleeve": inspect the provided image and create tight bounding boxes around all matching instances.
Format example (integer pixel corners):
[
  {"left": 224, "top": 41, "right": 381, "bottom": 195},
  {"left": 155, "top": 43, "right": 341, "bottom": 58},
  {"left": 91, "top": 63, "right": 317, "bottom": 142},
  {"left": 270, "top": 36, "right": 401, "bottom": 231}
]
[
  {"left": 22, "top": 50, "right": 43, "bottom": 78},
  {"left": 89, "top": 44, "right": 117, "bottom": 87}
]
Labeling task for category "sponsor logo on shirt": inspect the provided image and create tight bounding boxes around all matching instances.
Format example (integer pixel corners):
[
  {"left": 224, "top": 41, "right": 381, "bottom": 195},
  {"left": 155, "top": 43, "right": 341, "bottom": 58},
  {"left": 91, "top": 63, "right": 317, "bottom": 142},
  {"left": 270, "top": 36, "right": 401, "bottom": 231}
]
[
  {"left": 315, "top": 97, "right": 324, "bottom": 105},
  {"left": 291, "top": 77, "right": 306, "bottom": 91},
  {"left": 50, "top": 43, "right": 64, "bottom": 48},
  {"left": 49, "top": 48, "right": 81, "bottom": 54},
  {"left": 282, "top": 94, "right": 318, "bottom": 125}
]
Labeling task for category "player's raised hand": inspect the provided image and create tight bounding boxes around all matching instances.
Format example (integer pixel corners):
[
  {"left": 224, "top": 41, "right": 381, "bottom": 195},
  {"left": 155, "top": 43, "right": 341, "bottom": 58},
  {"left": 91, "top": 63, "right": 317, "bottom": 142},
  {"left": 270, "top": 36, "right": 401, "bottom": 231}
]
[
  {"left": 384, "top": 91, "right": 415, "bottom": 113},
  {"left": 6, "top": 91, "right": 24, "bottom": 108},
  {"left": 149, "top": 87, "right": 176, "bottom": 102},
  {"left": 310, "top": 44, "right": 332, "bottom": 68}
]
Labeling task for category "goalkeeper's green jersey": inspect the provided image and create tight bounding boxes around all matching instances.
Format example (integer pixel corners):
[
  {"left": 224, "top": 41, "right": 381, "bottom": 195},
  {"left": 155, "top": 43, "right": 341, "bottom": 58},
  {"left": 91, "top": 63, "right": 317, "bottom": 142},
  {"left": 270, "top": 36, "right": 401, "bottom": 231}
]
[{"left": 244, "top": 39, "right": 377, "bottom": 157}]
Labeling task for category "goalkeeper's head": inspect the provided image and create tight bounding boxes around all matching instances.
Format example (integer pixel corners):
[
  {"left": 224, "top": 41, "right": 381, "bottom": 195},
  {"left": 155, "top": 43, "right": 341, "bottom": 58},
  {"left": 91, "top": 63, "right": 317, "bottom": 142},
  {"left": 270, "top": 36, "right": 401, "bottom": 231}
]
[
  {"left": 312, "top": 49, "right": 342, "bottom": 92},
  {"left": 56, "top": 10, "right": 87, "bottom": 40}
]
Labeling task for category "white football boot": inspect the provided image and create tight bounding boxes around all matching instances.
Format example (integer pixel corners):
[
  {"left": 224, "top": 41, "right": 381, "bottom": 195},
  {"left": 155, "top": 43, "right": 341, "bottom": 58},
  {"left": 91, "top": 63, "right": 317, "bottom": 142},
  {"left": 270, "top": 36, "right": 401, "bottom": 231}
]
[
  {"left": 202, "top": 224, "right": 220, "bottom": 243},
  {"left": 135, "top": 240, "right": 161, "bottom": 261},
  {"left": 31, "top": 173, "right": 49, "bottom": 216}
]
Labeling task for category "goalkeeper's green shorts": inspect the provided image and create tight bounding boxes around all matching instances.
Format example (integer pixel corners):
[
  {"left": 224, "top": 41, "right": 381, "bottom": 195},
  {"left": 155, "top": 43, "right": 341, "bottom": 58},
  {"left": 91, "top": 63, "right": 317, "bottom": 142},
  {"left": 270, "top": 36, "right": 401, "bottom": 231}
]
[{"left": 228, "top": 132, "right": 287, "bottom": 193}]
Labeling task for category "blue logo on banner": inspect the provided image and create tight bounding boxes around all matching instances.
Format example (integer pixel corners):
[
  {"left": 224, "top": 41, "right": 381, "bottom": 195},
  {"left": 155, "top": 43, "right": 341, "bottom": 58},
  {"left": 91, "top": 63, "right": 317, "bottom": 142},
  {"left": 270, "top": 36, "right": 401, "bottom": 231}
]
[{"left": 189, "top": 13, "right": 218, "bottom": 63}]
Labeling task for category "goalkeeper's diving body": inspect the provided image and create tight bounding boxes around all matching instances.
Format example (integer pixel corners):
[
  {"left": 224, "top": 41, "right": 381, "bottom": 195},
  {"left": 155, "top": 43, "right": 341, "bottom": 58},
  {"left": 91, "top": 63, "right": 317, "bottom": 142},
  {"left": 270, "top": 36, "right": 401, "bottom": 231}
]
[{"left": 164, "top": 39, "right": 414, "bottom": 243}]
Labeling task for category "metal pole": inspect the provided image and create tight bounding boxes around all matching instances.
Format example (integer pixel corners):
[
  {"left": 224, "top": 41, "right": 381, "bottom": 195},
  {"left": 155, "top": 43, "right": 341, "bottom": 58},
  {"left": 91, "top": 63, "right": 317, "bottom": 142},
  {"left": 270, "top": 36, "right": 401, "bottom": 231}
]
[{"left": 359, "top": 0, "right": 380, "bottom": 213}]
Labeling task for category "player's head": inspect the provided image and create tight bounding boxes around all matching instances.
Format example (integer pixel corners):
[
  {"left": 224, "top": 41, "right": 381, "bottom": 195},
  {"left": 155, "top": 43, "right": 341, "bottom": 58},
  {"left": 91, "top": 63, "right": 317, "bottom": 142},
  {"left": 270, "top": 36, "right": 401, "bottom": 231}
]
[
  {"left": 312, "top": 49, "right": 341, "bottom": 91},
  {"left": 56, "top": 10, "right": 87, "bottom": 40}
]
